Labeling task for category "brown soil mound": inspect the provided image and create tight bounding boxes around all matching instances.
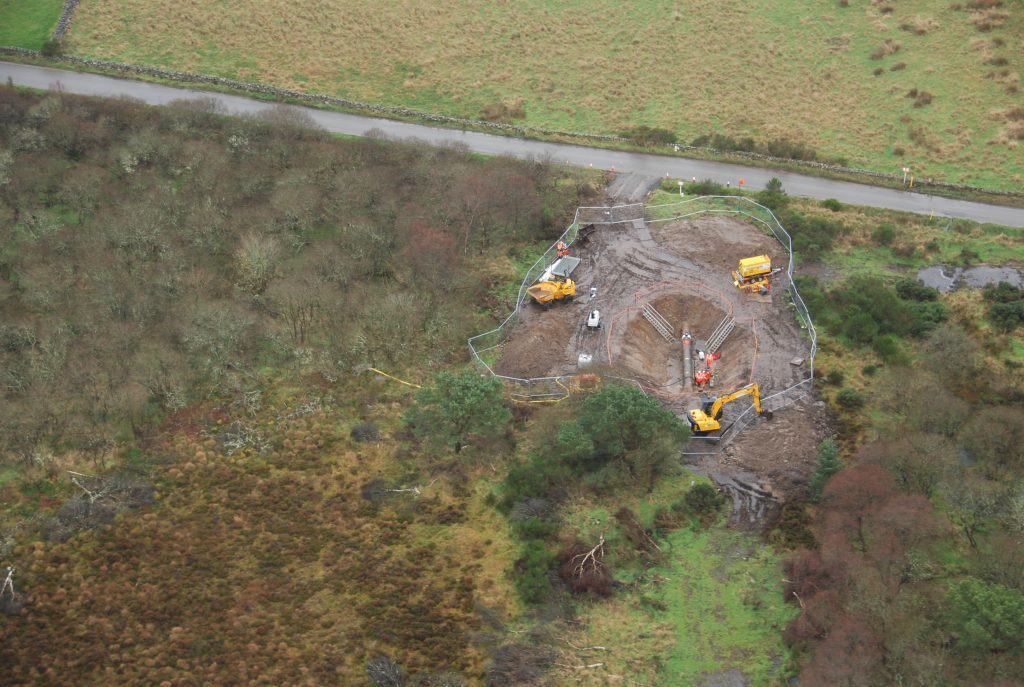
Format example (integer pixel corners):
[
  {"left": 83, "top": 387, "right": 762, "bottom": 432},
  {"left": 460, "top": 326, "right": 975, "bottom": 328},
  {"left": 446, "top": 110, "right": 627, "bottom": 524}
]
[
  {"left": 652, "top": 215, "right": 787, "bottom": 274},
  {"left": 721, "top": 397, "right": 833, "bottom": 500},
  {"left": 493, "top": 306, "right": 573, "bottom": 378}
]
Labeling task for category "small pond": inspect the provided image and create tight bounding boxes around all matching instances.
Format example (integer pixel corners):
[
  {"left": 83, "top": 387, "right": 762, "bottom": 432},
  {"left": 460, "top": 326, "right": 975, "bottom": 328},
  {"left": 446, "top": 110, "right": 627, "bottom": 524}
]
[{"left": 917, "top": 265, "right": 1023, "bottom": 293}]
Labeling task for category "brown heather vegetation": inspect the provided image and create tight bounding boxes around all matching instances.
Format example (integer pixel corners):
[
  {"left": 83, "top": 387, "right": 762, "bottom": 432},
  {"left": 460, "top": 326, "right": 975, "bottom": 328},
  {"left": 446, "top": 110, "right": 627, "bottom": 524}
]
[
  {"left": 0, "top": 87, "right": 601, "bottom": 685},
  {"left": 3, "top": 88, "right": 1024, "bottom": 686},
  {"left": 2, "top": 398, "right": 507, "bottom": 684},
  {"left": 0, "top": 86, "right": 594, "bottom": 483}
]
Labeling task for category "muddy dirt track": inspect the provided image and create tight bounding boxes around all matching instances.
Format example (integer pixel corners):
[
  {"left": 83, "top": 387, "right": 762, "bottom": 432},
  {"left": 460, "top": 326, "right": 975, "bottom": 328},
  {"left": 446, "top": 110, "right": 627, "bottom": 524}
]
[{"left": 495, "top": 210, "right": 828, "bottom": 502}]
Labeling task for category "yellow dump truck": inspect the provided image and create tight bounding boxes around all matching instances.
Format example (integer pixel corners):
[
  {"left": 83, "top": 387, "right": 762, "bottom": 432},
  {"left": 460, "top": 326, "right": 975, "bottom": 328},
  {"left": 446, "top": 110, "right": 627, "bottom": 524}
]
[
  {"left": 527, "top": 278, "right": 577, "bottom": 306},
  {"left": 732, "top": 255, "right": 773, "bottom": 294}
]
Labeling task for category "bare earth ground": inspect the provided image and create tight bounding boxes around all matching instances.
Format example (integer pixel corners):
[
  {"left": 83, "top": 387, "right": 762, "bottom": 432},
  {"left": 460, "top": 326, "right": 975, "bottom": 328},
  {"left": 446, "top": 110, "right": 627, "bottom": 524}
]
[{"left": 495, "top": 210, "right": 830, "bottom": 503}]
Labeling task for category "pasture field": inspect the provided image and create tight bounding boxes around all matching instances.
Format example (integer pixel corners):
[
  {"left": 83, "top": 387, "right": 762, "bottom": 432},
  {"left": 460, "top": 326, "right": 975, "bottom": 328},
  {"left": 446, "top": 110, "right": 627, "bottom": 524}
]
[
  {"left": 63, "top": 0, "right": 1023, "bottom": 189},
  {"left": 0, "top": 0, "right": 63, "bottom": 49}
]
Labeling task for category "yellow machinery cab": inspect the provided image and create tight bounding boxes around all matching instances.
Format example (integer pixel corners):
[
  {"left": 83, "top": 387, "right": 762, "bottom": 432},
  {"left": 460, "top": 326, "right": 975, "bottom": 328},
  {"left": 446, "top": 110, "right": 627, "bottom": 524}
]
[{"left": 732, "top": 255, "right": 772, "bottom": 293}]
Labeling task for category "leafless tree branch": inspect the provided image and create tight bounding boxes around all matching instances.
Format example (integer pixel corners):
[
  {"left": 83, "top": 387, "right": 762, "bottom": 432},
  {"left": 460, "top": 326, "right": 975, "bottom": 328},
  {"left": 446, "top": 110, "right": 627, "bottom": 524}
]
[{"left": 569, "top": 534, "right": 606, "bottom": 578}]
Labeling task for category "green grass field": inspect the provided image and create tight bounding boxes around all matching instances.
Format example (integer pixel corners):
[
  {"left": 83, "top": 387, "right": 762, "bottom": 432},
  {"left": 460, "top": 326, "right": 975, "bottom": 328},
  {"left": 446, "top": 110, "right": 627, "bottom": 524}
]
[
  {"left": 558, "top": 478, "right": 796, "bottom": 686},
  {"left": 0, "top": 0, "right": 64, "bottom": 49},
  {"left": 61, "top": 0, "right": 1023, "bottom": 189}
]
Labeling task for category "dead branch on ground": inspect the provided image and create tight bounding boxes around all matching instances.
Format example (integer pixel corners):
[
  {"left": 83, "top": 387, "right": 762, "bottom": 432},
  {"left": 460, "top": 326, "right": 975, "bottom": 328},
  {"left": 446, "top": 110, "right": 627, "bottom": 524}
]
[{"left": 569, "top": 534, "right": 606, "bottom": 578}]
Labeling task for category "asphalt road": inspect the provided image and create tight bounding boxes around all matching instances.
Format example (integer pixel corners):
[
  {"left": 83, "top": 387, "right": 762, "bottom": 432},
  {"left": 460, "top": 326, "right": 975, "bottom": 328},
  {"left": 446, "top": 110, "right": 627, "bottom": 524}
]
[{"left": 3, "top": 61, "right": 1023, "bottom": 228}]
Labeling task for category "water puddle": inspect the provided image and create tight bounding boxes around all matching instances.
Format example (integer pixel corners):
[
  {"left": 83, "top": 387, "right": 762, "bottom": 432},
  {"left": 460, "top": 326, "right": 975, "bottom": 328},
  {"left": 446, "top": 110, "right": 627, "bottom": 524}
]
[{"left": 918, "top": 265, "right": 1022, "bottom": 293}]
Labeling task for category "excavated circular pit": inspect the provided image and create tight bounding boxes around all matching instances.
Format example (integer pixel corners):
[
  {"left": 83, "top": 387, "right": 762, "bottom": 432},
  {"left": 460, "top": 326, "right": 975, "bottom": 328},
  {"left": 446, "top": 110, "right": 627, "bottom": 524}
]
[
  {"left": 613, "top": 293, "right": 755, "bottom": 396},
  {"left": 487, "top": 208, "right": 829, "bottom": 502}
]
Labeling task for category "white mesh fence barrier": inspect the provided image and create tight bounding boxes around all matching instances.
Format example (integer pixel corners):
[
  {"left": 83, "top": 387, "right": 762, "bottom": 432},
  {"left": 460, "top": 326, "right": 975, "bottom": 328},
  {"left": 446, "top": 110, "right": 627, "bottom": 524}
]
[{"left": 468, "top": 196, "right": 817, "bottom": 448}]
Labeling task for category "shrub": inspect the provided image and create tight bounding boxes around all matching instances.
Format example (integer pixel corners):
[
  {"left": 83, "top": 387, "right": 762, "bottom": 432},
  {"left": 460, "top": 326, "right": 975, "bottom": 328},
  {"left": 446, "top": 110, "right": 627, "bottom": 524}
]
[
  {"left": 836, "top": 388, "right": 865, "bottom": 409},
  {"left": 982, "top": 282, "right": 1024, "bottom": 332},
  {"left": 501, "top": 454, "right": 570, "bottom": 509},
  {"left": 764, "top": 138, "right": 819, "bottom": 161},
  {"left": 809, "top": 438, "right": 841, "bottom": 500},
  {"left": 781, "top": 210, "right": 843, "bottom": 261},
  {"left": 958, "top": 247, "right": 980, "bottom": 265},
  {"left": 684, "top": 178, "right": 730, "bottom": 196},
  {"left": 862, "top": 364, "right": 878, "bottom": 376},
  {"left": 671, "top": 482, "right": 725, "bottom": 526},
  {"left": 690, "top": 134, "right": 820, "bottom": 162},
  {"left": 40, "top": 40, "right": 63, "bottom": 57},
  {"left": 905, "top": 300, "right": 949, "bottom": 337},
  {"left": 826, "top": 370, "right": 845, "bottom": 386},
  {"left": 682, "top": 482, "right": 724, "bottom": 516},
  {"left": 989, "top": 301, "right": 1024, "bottom": 332},
  {"left": 351, "top": 422, "right": 380, "bottom": 442},
  {"left": 844, "top": 312, "right": 880, "bottom": 344},
  {"left": 768, "top": 502, "right": 815, "bottom": 549},
  {"left": 514, "top": 540, "right": 554, "bottom": 603},
  {"left": 757, "top": 177, "right": 789, "bottom": 210},
  {"left": 872, "top": 334, "right": 902, "bottom": 361},
  {"left": 821, "top": 198, "right": 843, "bottom": 212},
  {"left": 983, "top": 281, "right": 1024, "bottom": 304},
  {"left": 622, "top": 126, "right": 677, "bottom": 146},
  {"left": 895, "top": 277, "right": 939, "bottom": 301},
  {"left": 691, "top": 133, "right": 756, "bottom": 152},
  {"left": 487, "top": 645, "right": 555, "bottom": 686},
  {"left": 234, "top": 233, "right": 280, "bottom": 295},
  {"left": 872, "top": 223, "right": 897, "bottom": 246},
  {"left": 794, "top": 276, "right": 841, "bottom": 331},
  {"left": 949, "top": 578, "right": 1024, "bottom": 653},
  {"left": 870, "top": 40, "right": 901, "bottom": 59},
  {"left": 481, "top": 99, "right": 525, "bottom": 123},
  {"left": 828, "top": 275, "right": 945, "bottom": 340},
  {"left": 912, "top": 91, "right": 934, "bottom": 108},
  {"left": 513, "top": 517, "right": 558, "bottom": 541}
]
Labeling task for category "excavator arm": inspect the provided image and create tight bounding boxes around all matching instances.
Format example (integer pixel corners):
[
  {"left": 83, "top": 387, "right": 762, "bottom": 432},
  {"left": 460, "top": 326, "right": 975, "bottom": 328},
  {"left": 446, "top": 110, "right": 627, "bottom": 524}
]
[
  {"left": 688, "top": 383, "right": 765, "bottom": 434},
  {"left": 708, "top": 384, "right": 762, "bottom": 420}
]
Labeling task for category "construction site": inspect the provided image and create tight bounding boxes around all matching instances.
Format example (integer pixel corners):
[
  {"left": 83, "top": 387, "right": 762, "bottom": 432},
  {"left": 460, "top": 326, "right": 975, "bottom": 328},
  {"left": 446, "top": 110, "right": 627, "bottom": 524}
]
[{"left": 476, "top": 190, "right": 833, "bottom": 516}]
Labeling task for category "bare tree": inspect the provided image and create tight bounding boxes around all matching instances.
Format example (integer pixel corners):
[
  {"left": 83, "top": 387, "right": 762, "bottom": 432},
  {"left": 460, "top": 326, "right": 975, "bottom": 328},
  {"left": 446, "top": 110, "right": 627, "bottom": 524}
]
[
  {"left": 0, "top": 565, "right": 22, "bottom": 615},
  {"left": 366, "top": 656, "right": 404, "bottom": 687},
  {"left": 268, "top": 278, "right": 322, "bottom": 344},
  {"left": 234, "top": 232, "right": 280, "bottom": 295}
]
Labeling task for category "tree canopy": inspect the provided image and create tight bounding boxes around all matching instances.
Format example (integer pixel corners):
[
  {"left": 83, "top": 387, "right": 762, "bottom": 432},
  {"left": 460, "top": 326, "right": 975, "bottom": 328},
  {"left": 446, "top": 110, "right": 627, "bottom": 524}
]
[
  {"left": 553, "top": 384, "right": 690, "bottom": 489},
  {"left": 405, "top": 371, "right": 511, "bottom": 454}
]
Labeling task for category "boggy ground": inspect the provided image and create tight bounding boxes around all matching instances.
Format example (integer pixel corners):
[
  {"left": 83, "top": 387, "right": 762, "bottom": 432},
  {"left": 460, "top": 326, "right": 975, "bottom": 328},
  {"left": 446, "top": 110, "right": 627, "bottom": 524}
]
[{"left": 495, "top": 210, "right": 827, "bottom": 502}]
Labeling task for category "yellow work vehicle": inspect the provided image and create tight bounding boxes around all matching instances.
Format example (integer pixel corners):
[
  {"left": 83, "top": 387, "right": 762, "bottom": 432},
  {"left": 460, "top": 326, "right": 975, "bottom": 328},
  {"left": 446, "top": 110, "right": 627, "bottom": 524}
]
[
  {"left": 527, "top": 278, "right": 577, "bottom": 306},
  {"left": 687, "top": 383, "right": 769, "bottom": 434},
  {"left": 732, "top": 255, "right": 773, "bottom": 294}
]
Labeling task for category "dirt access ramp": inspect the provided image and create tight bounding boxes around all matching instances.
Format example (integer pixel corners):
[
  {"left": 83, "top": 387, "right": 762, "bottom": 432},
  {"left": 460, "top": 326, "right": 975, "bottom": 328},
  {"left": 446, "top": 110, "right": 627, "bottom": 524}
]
[{"left": 605, "top": 173, "right": 663, "bottom": 203}]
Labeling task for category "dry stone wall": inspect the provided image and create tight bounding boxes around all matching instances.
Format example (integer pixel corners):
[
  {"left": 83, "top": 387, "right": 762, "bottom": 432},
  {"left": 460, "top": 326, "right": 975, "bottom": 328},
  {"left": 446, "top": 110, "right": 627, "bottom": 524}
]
[{"left": 51, "top": 0, "right": 81, "bottom": 41}]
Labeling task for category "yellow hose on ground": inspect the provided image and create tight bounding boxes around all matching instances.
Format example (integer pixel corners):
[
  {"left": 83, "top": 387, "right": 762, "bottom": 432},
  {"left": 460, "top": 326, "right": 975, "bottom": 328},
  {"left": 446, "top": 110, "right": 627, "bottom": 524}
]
[{"left": 367, "top": 367, "right": 422, "bottom": 389}]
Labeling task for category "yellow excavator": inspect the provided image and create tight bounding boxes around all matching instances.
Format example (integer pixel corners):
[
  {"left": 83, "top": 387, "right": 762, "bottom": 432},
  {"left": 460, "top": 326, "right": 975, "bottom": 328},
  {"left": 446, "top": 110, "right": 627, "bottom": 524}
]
[
  {"left": 687, "top": 383, "right": 770, "bottom": 434},
  {"left": 527, "top": 278, "right": 576, "bottom": 306}
]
